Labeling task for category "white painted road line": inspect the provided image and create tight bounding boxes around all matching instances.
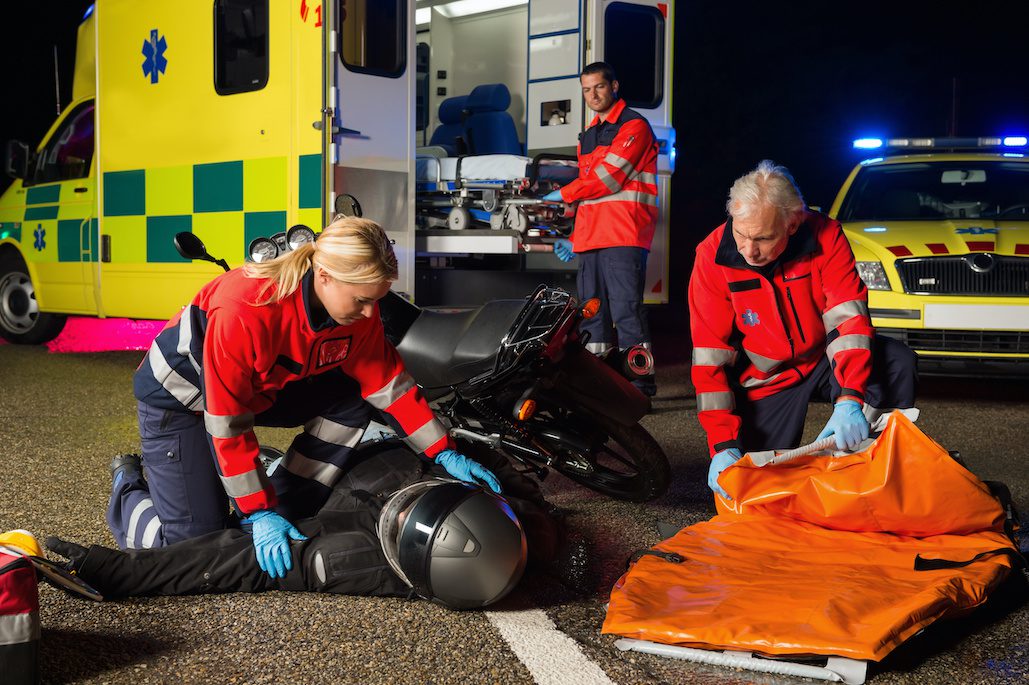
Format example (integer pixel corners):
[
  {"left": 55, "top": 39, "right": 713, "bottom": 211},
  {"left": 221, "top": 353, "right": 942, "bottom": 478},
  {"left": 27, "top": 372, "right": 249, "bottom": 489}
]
[{"left": 486, "top": 609, "right": 616, "bottom": 685}]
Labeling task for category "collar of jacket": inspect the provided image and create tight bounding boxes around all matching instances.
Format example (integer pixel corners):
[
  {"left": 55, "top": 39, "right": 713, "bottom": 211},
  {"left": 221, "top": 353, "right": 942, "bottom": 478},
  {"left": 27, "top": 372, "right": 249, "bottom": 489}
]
[
  {"left": 301, "top": 268, "right": 338, "bottom": 332},
  {"left": 714, "top": 212, "right": 819, "bottom": 272},
  {"left": 587, "top": 97, "right": 627, "bottom": 129}
]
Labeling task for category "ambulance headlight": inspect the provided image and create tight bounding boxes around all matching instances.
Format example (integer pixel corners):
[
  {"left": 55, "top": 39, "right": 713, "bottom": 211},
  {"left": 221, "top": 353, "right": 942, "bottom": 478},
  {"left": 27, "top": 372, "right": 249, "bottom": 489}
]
[
  {"left": 248, "top": 237, "right": 279, "bottom": 263},
  {"left": 286, "top": 224, "right": 316, "bottom": 250},
  {"left": 856, "top": 261, "right": 891, "bottom": 290}
]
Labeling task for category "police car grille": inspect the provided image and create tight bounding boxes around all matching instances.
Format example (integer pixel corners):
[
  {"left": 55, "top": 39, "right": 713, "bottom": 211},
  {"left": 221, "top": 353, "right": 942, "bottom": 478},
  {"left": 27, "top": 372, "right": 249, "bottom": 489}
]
[{"left": 895, "top": 255, "right": 1029, "bottom": 296}]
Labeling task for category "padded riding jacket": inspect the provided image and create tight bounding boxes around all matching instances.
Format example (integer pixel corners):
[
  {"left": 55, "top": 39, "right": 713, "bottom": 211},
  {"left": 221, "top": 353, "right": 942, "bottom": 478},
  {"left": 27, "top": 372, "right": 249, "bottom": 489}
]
[
  {"left": 689, "top": 211, "right": 874, "bottom": 455},
  {"left": 134, "top": 269, "right": 453, "bottom": 514},
  {"left": 559, "top": 98, "right": 659, "bottom": 252}
]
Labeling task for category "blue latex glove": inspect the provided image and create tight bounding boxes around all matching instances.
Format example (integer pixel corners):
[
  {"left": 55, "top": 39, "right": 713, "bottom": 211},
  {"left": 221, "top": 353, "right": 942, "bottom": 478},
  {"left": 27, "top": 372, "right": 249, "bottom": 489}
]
[
  {"left": 553, "top": 238, "right": 575, "bottom": 262},
  {"left": 816, "top": 399, "right": 870, "bottom": 451},
  {"left": 436, "top": 449, "right": 502, "bottom": 493},
  {"left": 245, "top": 510, "right": 307, "bottom": 579},
  {"left": 707, "top": 448, "right": 742, "bottom": 500},
  {"left": 542, "top": 190, "right": 563, "bottom": 202}
]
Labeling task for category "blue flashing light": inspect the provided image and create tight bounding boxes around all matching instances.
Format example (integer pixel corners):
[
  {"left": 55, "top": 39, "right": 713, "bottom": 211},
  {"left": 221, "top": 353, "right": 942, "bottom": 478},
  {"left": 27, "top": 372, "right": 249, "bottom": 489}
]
[
  {"left": 83, "top": 4, "right": 95, "bottom": 20},
  {"left": 860, "top": 157, "right": 884, "bottom": 165},
  {"left": 853, "top": 138, "right": 883, "bottom": 150},
  {"left": 1002, "top": 136, "right": 1028, "bottom": 147},
  {"left": 1003, "top": 153, "right": 1025, "bottom": 158},
  {"left": 863, "top": 226, "right": 888, "bottom": 233},
  {"left": 0, "top": 231, "right": 10, "bottom": 240}
]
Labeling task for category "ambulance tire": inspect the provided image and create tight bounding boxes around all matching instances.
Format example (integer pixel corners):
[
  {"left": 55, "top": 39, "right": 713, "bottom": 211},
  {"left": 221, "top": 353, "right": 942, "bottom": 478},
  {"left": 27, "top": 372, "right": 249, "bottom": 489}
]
[{"left": 0, "top": 253, "right": 67, "bottom": 345}]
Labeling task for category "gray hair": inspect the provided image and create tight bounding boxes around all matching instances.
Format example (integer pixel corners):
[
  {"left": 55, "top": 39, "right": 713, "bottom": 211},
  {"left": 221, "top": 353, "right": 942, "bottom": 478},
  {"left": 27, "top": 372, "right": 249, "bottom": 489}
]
[{"left": 726, "top": 160, "right": 806, "bottom": 226}]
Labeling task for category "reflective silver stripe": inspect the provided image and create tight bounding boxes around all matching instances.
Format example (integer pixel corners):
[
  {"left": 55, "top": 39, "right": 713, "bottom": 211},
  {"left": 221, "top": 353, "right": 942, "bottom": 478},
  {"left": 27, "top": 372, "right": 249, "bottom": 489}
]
[
  {"left": 365, "top": 372, "right": 416, "bottom": 410},
  {"left": 281, "top": 450, "right": 343, "bottom": 489},
  {"left": 594, "top": 164, "right": 622, "bottom": 193},
  {"left": 0, "top": 611, "right": 40, "bottom": 646},
  {"left": 220, "top": 469, "right": 268, "bottom": 499},
  {"left": 148, "top": 343, "right": 204, "bottom": 411},
  {"left": 826, "top": 334, "right": 873, "bottom": 360},
  {"left": 177, "top": 306, "right": 201, "bottom": 375},
  {"left": 586, "top": 341, "right": 614, "bottom": 355},
  {"left": 744, "top": 348, "right": 784, "bottom": 373},
  {"left": 581, "top": 188, "right": 658, "bottom": 207},
  {"left": 125, "top": 498, "right": 154, "bottom": 550},
  {"left": 604, "top": 151, "right": 635, "bottom": 174},
  {"left": 140, "top": 516, "right": 162, "bottom": 549},
  {"left": 204, "top": 411, "right": 255, "bottom": 439},
  {"left": 742, "top": 372, "right": 784, "bottom": 388},
  {"left": 822, "top": 299, "right": 870, "bottom": 332},
  {"left": 691, "top": 347, "right": 736, "bottom": 367},
  {"left": 697, "top": 391, "right": 735, "bottom": 411},
  {"left": 405, "top": 418, "right": 449, "bottom": 454},
  {"left": 632, "top": 171, "right": 658, "bottom": 186},
  {"left": 304, "top": 417, "right": 365, "bottom": 447}
]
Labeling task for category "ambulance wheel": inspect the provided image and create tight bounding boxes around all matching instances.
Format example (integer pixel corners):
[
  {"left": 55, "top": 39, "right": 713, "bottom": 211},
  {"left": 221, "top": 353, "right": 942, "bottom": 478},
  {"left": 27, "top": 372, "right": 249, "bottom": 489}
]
[
  {"left": 0, "top": 253, "right": 67, "bottom": 345},
  {"left": 448, "top": 207, "right": 471, "bottom": 230}
]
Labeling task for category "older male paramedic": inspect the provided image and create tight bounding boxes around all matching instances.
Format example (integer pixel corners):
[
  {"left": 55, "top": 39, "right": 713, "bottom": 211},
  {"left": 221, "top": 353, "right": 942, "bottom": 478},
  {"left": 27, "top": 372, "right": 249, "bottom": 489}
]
[{"left": 689, "top": 160, "right": 917, "bottom": 498}]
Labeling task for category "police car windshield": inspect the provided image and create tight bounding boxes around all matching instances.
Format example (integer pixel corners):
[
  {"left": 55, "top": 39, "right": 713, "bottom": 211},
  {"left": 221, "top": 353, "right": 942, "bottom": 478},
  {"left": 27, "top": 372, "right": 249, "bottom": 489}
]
[{"left": 838, "top": 161, "right": 1029, "bottom": 221}]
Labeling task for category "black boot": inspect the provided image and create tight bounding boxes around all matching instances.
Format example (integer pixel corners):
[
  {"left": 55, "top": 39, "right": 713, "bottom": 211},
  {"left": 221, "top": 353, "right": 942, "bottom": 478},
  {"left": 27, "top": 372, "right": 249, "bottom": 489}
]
[
  {"left": 45, "top": 537, "right": 89, "bottom": 573},
  {"left": 109, "top": 453, "right": 142, "bottom": 486}
]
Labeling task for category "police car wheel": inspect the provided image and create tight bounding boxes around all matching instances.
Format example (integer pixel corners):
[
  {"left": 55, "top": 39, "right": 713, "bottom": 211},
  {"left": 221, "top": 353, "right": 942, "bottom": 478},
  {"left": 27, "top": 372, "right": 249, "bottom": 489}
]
[{"left": 0, "top": 254, "right": 67, "bottom": 345}]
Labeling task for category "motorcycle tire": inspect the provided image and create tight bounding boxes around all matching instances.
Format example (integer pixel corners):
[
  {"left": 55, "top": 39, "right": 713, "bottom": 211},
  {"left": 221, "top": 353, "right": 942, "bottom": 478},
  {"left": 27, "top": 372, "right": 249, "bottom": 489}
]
[{"left": 542, "top": 415, "right": 670, "bottom": 503}]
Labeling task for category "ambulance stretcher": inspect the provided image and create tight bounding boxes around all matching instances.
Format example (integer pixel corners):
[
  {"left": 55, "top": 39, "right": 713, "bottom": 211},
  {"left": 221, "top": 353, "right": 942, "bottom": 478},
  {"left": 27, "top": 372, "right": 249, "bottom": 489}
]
[{"left": 415, "top": 151, "right": 578, "bottom": 238}]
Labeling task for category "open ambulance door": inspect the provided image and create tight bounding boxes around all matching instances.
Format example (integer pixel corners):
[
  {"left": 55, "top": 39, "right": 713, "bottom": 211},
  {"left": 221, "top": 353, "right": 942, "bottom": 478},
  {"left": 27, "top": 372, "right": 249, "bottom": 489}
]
[
  {"left": 526, "top": 0, "right": 674, "bottom": 304},
  {"left": 330, "top": 1, "right": 416, "bottom": 297}
]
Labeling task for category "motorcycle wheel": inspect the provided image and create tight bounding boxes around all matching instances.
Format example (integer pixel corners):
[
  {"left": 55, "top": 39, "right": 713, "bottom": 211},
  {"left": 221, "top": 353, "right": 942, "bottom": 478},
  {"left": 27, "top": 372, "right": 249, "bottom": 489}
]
[{"left": 541, "top": 414, "right": 670, "bottom": 503}]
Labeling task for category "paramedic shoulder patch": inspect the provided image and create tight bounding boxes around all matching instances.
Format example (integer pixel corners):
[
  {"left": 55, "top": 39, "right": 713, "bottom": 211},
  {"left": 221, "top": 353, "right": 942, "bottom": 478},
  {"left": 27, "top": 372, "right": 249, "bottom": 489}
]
[{"left": 317, "top": 336, "right": 352, "bottom": 368}]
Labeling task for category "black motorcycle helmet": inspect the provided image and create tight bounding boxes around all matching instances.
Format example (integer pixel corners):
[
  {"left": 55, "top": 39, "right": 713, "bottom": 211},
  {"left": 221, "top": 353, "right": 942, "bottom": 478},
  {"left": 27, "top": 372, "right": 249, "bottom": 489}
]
[{"left": 378, "top": 479, "right": 527, "bottom": 609}]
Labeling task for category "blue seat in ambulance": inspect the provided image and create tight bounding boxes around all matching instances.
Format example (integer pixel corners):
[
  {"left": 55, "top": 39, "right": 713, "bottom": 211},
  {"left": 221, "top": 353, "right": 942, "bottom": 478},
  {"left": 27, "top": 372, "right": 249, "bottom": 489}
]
[
  {"left": 429, "top": 95, "right": 469, "bottom": 155},
  {"left": 464, "top": 84, "right": 522, "bottom": 155}
]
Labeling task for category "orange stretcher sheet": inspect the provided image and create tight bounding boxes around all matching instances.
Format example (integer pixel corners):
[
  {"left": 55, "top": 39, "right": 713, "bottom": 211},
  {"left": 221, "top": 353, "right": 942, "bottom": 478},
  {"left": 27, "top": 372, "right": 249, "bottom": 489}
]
[{"left": 602, "top": 412, "right": 1019, "bottom": 661}]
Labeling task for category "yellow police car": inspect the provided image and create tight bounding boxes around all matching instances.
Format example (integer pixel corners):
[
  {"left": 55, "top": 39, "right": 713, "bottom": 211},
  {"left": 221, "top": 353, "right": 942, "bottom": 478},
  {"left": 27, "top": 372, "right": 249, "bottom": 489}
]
[{"left": 830, "top": 137, "right": 1029, "bottom": 374}]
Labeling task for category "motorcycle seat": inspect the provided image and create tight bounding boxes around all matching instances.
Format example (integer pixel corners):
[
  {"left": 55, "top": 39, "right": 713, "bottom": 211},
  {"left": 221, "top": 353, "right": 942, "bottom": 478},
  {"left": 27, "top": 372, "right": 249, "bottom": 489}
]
[{"left": 396, "top": 299, "right": 527, "bottom": 389}]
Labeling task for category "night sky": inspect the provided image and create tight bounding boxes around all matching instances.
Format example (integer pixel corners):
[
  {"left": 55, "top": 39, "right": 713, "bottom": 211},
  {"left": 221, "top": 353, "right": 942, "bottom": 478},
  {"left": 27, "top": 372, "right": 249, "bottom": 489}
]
[{"left": 2, "top": 0, "right": 1028, "bottom": 318}]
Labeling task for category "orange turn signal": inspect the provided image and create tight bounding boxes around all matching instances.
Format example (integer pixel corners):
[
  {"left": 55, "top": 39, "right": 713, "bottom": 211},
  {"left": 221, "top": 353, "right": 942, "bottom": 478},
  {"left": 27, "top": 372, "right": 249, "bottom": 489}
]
[
  {"left": 581, "top": 298, "right": 601, "bottom": 319},
  {"left": 517, "top": 399, "right": 537, "bottom": 421}
]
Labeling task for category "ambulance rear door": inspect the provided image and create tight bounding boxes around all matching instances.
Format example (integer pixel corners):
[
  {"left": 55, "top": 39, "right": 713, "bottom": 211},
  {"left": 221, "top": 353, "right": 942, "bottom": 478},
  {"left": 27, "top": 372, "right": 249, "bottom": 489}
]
[{"left": 330, "top": 1, "right": 415, "bottom": 297}]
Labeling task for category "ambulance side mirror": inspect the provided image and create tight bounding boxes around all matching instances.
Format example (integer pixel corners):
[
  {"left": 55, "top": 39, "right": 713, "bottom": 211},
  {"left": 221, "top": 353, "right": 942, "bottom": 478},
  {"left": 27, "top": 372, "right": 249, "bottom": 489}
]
[{"left": 5, "top": 140, "right": 30, "bottom": 180}]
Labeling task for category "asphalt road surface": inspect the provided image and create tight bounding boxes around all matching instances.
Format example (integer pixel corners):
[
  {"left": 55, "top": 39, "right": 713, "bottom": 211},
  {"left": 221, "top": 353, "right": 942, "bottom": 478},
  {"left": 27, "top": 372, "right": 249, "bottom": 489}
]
[{"left": 1, "top": 344, "right": 1026, "bottom": 685}]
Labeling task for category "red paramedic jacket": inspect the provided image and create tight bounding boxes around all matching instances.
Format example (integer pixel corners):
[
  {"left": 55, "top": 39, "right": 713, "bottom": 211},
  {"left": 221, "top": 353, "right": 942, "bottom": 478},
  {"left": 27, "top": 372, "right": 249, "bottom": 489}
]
[
  {"left": 689, "top": 211, "right": 874, "bottom": 456},
  {"left": 134, "top": 269, "right": 454, "bottom": 514},
  {"left": 559, "top": 98, "right": 659, "bottom": 252},
  {"left": 0, "top": 549, "right": 39, "bottom": 684}
]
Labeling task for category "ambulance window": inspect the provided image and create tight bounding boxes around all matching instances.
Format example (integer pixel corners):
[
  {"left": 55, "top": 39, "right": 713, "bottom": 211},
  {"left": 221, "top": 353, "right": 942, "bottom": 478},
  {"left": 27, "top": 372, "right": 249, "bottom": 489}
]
[
  {"left": 338, "top": 0, "right": 406, "bottom": 78},
  {"left": 29, "top": 102, "right": 95, "bottom": 186},
  {"left": 214, "top": 0, "right": 269, "bottom": 96},
  {"left": 604, "top": 3, "right": 664, "bottom": 109}
]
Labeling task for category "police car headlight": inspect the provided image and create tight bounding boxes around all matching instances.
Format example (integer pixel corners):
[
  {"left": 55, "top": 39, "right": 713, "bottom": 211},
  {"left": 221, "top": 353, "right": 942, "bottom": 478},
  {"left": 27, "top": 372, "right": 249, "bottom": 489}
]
[{"left": 856, "top": 261, "right": 891, "bottom": 290}]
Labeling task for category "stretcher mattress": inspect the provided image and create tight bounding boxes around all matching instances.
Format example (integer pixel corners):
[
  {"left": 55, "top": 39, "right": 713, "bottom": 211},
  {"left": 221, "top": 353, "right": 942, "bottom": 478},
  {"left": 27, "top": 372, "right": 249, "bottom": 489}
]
[
  {"left": 416, "top": 154, "right": 577, "bottom": 185},
  {"left": 602, "top": 412, "right": 1019, "bottom": 662}
]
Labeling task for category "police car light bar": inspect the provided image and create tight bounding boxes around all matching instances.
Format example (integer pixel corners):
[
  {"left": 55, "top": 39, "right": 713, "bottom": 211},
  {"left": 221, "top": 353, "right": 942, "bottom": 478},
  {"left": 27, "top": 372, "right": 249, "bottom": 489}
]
[{"left": 853, "top": 136, "right": 1029, "bottom": 151}]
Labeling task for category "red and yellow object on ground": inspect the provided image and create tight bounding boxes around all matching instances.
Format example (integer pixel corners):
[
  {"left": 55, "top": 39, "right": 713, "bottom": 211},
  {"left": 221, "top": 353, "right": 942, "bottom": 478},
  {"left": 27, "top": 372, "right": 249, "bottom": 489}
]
[{"left": 603, "top": 412, "right": 1019, "bottom": 661}]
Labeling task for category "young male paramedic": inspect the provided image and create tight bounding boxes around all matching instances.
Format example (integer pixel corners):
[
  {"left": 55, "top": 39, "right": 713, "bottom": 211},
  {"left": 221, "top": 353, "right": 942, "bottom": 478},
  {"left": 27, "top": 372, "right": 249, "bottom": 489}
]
[
  {"left": 545, "top": 62, "right": 660, "bottom": 396},
  {"left": 688, "top": 161, "right": 918, "bottom": 498}
]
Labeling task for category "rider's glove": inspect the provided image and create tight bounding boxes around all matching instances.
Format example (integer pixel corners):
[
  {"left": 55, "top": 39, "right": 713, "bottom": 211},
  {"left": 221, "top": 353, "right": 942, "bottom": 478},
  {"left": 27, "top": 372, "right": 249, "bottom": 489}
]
[
  {"left": 245, "top": 510, "right": 307, "bottom": 579},
  {"left": 816, "top": 399, "right": 870, "bottom": 451},
  {"left": 436, "top": 450, "right": 502, "bottom": 493},
  {"left": 707, "top": 447, "right": 743, "bottom": 500},
  {"left": 553, "top": 238, "right": 575, "bottom": 263},
  {"left": 542, "top": 190, "right": 563, "bottom": 202}
]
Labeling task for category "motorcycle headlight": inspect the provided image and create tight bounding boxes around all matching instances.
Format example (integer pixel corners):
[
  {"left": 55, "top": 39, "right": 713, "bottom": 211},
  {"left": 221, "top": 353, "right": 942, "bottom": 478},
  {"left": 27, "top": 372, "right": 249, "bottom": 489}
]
[{"left": 855, "top": 261, "right": 891, "bottom": 290}]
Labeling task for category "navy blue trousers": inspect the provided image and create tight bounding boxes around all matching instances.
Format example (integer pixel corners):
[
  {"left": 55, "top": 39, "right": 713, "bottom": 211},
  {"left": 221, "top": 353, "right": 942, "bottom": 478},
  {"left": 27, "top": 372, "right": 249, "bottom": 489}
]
[
  {"left": 107, "top": 371, "right": 373, "bottom": 550},
  {"left": 734, "top": 335, "right": 918, "bottom": 452},
  {"left": 577, "top": 247, "right": 650, "bottom": 351}
]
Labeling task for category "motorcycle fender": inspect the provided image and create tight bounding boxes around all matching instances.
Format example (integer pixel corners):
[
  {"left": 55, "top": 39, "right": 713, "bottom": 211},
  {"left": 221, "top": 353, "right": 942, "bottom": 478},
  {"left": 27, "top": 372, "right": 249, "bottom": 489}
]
[{"left": 551, "top": 344, "right": 650, "bottom": 425}]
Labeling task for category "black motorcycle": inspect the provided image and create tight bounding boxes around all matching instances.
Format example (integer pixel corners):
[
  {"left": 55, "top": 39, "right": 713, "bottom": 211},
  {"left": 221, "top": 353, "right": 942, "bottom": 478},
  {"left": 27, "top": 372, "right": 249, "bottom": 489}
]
[{"left": 174, "top": 230, "right": 670, "bottom": 503}]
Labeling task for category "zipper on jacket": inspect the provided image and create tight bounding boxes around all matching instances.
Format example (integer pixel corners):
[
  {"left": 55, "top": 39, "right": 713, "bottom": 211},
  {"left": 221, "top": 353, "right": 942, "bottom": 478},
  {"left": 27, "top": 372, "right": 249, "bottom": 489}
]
[
  {"left": 769, "top": 266, "right": 795, "bottom": 358},
  {"left": 785, "top": 287, "right": 806, "bottom": 343}
]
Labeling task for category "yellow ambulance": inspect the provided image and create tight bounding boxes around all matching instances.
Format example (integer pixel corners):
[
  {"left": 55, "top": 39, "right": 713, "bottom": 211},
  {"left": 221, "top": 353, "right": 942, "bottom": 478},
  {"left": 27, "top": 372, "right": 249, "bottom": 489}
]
[
  {"left": 0, "top": 0, "right": 676, "bottom": 344},
  {"left": 832, "top": 137, "right": 1029, "bottom": 374}
]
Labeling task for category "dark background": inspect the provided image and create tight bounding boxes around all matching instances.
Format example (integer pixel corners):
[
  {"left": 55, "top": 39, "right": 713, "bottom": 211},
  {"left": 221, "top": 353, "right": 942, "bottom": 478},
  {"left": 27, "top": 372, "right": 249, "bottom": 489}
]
[{"left": 2, "top": 0, "right": 1028, "bottom": 328}]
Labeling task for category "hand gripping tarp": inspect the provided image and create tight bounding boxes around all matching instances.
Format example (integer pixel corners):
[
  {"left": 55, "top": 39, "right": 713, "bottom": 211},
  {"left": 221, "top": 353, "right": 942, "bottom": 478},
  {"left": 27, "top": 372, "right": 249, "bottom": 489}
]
[{"left": 602, "top": 411, "right": 1020, "bottom": 662}]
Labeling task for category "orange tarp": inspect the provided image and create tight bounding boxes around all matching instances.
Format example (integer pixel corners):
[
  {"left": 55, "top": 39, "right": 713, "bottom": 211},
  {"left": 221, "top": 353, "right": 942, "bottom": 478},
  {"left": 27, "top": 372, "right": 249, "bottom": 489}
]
[{"left": 602, "top": 412, "right": 1018, "bottom": 661}]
